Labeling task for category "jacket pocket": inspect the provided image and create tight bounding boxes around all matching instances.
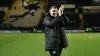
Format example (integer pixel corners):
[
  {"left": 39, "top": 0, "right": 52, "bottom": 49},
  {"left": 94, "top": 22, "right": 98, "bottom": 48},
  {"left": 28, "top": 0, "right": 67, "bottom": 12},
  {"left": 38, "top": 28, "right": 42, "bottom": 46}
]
[
  {"left": 47, "top": 38, "right": 59, "bottom": 45},
  {"left": 46, "top": 38, "right": 50, "bottom": 43},
  {"left": 49, "top": 29, "right": 56, "bottom": 38}
]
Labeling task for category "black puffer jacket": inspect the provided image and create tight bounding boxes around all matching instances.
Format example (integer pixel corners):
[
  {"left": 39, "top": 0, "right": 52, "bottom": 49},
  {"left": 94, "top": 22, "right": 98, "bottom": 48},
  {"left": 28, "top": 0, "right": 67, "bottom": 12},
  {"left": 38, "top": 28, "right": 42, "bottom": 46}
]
[{"left": 43, "top": 14, "right": 70, "bottom": 51}]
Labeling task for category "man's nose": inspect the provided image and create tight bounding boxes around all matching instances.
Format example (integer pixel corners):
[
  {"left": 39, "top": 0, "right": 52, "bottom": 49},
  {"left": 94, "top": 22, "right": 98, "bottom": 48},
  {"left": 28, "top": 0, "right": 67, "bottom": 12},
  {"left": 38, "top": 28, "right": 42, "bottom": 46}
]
[
  {"left": 53, "top": 11, "right": 58, "bottom": 13},
  {"left": 53, "top": 12, "right": 58, "bottom": 14}
]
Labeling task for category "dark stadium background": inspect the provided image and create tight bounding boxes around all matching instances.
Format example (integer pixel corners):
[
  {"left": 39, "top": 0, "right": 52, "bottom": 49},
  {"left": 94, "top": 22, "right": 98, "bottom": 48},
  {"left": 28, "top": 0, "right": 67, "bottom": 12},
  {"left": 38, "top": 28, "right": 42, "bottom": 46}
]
[{"left": 0, "top": 0, "right": 100, "bottom": 32}]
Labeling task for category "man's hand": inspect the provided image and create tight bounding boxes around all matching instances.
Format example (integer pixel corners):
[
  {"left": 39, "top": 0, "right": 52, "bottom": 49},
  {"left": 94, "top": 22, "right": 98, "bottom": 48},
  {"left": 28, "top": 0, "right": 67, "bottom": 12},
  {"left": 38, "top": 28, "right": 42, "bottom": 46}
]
[
  {"left": 58, "top": 5, "right": 64, "bottom": 16},
  {"left": 61, "top": 5, "right": 64, "bottom": 14}
]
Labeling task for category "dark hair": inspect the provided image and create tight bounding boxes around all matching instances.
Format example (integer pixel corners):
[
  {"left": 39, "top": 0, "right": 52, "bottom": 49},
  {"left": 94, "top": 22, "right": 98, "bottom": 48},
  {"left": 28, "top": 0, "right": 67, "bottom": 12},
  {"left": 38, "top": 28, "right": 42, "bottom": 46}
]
[
  {"left": 49, "top": 6, "right": 58, "bottom": 11},
  {"left": 50, "top": 6, "right": 58, "bottom": 9}
]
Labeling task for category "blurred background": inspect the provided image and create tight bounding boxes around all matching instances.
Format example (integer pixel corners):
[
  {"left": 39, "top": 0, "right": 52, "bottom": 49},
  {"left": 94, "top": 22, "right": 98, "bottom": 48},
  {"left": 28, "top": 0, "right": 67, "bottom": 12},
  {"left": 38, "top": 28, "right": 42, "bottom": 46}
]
[
  {"left": 0, "top": 0, "right": 100, "bottom": 33},
  {"left": 0, "top": 0, "right": 100, "bottom": 56}
]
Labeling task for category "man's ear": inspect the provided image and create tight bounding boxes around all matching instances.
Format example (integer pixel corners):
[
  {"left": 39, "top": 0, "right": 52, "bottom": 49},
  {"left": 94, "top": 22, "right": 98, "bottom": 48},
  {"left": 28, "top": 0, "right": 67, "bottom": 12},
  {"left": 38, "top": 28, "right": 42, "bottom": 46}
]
[
  {"left": 49, "top": 8, "right": 51, "bottom": 13},
  {"left": 49, "top": 9, "right": 52, "bottom": 14}
]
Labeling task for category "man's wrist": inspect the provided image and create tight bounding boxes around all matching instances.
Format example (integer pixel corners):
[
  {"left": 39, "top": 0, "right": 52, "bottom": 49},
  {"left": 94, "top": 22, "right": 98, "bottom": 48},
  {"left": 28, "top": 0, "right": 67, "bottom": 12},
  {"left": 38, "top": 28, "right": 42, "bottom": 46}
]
[{"left": 59, "top": 14, "right": 63, "bottom": 16}]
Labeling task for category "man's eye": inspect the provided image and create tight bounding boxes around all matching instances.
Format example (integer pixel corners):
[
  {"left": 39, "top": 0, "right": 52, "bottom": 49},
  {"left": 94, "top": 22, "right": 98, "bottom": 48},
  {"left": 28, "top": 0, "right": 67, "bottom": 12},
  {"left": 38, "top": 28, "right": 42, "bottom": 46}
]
[{"left": 53, "top": 10, "right": 57, "bottom": 12}]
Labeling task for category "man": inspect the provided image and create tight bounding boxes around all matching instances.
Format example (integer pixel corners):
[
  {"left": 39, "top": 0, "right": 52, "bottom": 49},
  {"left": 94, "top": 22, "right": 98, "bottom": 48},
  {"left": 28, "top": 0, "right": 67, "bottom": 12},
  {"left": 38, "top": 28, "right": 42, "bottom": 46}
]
[{"left": 43, "top": 5, "right": 70, "bottom": 56}]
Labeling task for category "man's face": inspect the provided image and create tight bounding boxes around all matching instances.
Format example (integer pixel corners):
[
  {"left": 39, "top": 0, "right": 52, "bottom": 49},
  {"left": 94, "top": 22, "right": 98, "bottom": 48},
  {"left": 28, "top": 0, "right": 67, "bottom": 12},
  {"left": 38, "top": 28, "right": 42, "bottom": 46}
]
[{"left": 49, "top": 8, "right": 58, "bottom": 17}]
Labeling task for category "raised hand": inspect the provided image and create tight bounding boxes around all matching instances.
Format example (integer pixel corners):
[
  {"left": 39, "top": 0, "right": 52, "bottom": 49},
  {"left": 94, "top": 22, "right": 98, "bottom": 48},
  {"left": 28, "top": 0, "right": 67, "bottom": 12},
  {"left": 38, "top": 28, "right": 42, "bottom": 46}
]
[{"left": 58, "top": 5, "right": 64, "bottom": 16}]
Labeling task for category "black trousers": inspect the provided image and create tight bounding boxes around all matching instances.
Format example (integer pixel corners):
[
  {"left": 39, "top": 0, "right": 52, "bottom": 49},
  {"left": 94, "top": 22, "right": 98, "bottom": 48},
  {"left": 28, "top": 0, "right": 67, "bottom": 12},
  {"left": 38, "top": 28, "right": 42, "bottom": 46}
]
[
  {"left": 48, "top": 37, "right": 63, "bottom": 56},
  {"left": 49, "top": 48, "right": 62, "bottom": 56}
]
